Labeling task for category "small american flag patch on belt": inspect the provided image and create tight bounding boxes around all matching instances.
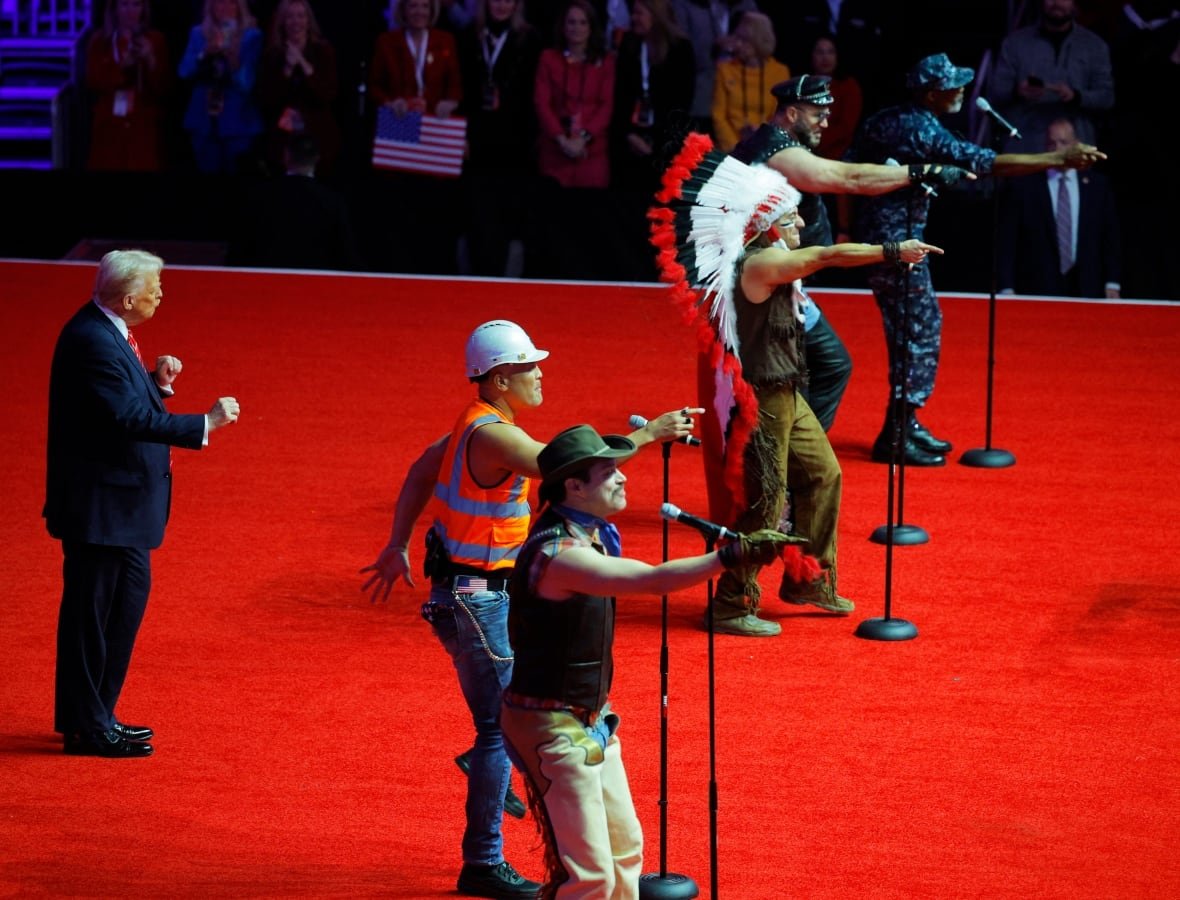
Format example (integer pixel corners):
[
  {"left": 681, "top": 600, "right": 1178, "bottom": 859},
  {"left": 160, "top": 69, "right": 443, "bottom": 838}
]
[{"left": 453, "top": 577, "right": 489, "bottom": 593}]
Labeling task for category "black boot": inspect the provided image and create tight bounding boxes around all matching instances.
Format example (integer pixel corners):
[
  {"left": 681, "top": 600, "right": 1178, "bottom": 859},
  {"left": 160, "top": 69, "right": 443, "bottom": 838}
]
[
  {"left": 909, "top": 414, "right": 952, "bottom": 454},
  {"left": 871, "top": 403, "right": 946, "bottom": 466}
]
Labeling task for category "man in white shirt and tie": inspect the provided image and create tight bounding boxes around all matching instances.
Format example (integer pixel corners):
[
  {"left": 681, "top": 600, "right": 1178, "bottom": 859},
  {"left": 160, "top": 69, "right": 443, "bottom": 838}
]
[{"left": 1000, "top": 116, "right": 1122, "bottom": 298}]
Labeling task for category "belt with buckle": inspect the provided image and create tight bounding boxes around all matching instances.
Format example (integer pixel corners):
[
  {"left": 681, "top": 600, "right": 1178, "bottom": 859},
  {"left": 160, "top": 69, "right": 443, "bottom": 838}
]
[
  {"left": 574, "top": 706, "right": 601, "bottom": 726},
  {"left": 503, "top": 691, "right": 599, "bottom": 725},
  {"left": 449, "top": 573, "right": 511, "bottom": 594}
]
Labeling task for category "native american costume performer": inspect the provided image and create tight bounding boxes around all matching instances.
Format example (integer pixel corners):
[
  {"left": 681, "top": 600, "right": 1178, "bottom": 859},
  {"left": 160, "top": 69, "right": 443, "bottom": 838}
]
[{"left": 649, "top": 132, "right": 873, "bottom": 635}]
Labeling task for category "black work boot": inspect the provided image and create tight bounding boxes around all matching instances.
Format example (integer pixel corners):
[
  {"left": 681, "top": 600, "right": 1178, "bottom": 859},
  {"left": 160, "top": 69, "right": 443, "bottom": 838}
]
[
  {"left": 908, "top": 413, "right": 952, "bottom": 454},
  {"left": 871, "top": 403, "right": 946, "bottom": 466},
  {"left": 457, "top": 860, "right": 541, "bottom": 898}
]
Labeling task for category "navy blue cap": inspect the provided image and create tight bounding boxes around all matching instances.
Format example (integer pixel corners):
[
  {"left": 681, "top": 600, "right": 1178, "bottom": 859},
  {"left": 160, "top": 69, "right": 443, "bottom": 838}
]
[{"left": 906, "top": 53, "right": 974, "bottom": 90}]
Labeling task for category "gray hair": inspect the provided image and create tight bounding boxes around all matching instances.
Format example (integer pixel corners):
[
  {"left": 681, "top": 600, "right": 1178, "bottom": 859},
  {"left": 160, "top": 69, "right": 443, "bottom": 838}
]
[{"left": 93, "top": 249, "right": 164, "bottom": 308}]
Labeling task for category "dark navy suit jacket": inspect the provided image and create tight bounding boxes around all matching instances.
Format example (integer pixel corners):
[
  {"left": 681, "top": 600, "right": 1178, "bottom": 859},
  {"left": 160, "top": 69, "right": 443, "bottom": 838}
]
[
  {"left": 998, "top": 169, "right": 1121, "bottom": 298},
  {"left": 44, "top": 302, "right": 207, "bottom": 549}
]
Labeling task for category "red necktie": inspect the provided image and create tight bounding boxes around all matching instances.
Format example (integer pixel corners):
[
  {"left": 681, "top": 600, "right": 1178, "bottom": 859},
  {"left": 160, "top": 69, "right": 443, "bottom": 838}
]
[
  {"left": 129, "top": 328, "right": 173, "bottom": 469},
  {"left": 127, "top": 328, "right": 146, "bottom": 370}
]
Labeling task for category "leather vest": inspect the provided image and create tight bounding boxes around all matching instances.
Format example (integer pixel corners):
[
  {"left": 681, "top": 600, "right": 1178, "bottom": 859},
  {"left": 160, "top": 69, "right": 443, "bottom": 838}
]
[
  {"left": 508, "top": 508, "right": 615, "bottom": 712},
  {"left": 734, "top": 253, "right": 806, "bottom": 388},
  {"left": 732, "top": 123, "right": 833, "bottom": 248}
]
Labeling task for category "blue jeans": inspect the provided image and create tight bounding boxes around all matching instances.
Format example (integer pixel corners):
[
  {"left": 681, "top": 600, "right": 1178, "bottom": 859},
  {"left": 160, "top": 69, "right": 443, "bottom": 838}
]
[{"left": 424, "top": 585, "right": 513, "bottom": 866}]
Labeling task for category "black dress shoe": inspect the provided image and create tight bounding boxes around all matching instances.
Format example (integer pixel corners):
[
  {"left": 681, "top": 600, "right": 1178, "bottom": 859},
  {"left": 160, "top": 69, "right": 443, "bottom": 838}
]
[
  {"left": 112, "top": 721, "right": 154, "bottom": 741},
  {"left": 64, "top": 728, "right": 153, "bottom": 758},
  {"left": 455, "top": 751, "right": 527, "bottom": 819},
  {"left": 457, "top": 860, "right": 541, "bottom": 898},
  {"left": 909, "top": 417, "right": 952, "bottom": 454},
  {"left": 871, "top": 437, "right": 946, "bottom": 467}
]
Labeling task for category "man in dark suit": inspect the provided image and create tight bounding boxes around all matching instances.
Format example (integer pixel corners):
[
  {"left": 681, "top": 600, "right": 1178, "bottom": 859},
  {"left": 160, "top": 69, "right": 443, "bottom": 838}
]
[
  {"left": 45, "top": 249, "right": 240, "bottom": 758},
  {"left": 999, "top": 117, "right": 1122, "bottom": 298}
]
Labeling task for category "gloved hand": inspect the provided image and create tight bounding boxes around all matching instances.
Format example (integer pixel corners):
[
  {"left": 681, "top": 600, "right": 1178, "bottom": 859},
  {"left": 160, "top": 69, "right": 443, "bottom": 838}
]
[
  {"left": 718, "top": 528, "right": 807, "bottom": 571},
  {"left": 909, "top": 163, "right": 968, "bottom": 188}
]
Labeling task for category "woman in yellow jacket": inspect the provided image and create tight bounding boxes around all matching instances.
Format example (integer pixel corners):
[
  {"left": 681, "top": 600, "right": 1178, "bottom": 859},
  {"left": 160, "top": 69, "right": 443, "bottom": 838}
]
[{"left": 710, "top": 11, "right": 788, "bottom": 152}]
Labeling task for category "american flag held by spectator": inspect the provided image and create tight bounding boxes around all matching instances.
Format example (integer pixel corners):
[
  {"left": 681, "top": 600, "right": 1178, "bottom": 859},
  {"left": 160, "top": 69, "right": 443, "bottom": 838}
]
[{"left": 371, "top": 107, "right": 466, "bottom": 177}]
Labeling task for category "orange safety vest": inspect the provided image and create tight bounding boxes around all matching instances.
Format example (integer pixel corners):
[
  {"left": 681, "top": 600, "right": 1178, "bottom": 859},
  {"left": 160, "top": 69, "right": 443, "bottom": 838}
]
[{"left": 432, "top": 399, "right": 532, "bottom": 572}]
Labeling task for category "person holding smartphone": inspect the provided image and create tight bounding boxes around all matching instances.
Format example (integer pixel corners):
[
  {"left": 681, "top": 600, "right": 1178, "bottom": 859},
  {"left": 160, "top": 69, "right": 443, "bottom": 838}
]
[{"left": 988, "top": 0, "right": 1114, "bottom": 153}]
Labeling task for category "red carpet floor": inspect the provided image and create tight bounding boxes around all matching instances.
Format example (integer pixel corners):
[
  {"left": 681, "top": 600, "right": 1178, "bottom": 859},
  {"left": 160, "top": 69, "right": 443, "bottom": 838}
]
[{"left": 1, "top": 260, "right": 1178, "bottom": 898}]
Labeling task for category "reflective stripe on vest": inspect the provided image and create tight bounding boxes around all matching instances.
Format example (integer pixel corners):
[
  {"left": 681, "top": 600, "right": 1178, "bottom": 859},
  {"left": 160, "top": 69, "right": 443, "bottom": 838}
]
[{"left": 432, "top": 401, "right": 531, "bottom": 571}]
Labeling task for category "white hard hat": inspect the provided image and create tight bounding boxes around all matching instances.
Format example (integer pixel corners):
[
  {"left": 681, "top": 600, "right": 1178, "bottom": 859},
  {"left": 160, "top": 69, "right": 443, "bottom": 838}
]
[{"left": 465, "top": 320, "right": 549, "bottom": 377}]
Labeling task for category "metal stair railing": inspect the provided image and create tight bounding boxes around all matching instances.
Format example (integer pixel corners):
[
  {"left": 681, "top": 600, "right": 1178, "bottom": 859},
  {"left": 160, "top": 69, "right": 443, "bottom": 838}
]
[{"left": 30, "top": 0, "right": 91, "bottom": 37}]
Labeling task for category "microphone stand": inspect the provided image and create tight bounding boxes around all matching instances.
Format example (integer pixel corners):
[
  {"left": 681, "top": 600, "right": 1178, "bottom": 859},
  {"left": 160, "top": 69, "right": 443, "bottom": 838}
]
[
  {"left": 639, "top": 442, "right": 699, "bottom": 900},
  {"left": 960, "top": 122, "right": 1016, "bottom": 469},
  {"left": 870, "top": 181, "right": 928, "bottom": 549},
  {"left": 705, "top": 535, "right": 719, "bottom": 900},
  {"left": 861, "top": 181, "right": 923, "bottom": 641}
]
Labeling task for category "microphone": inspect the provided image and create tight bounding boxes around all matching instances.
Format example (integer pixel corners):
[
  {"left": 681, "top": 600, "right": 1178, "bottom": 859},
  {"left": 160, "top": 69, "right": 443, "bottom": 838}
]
[
  {"left": 660, "top": 502, "right": 738, "bottom": 542},
  {"left": 629, "top": 414, "right": 701, "bottom": 447},
  {"left": 975, "top": 97, "right": 1021, "bottom": 141}
]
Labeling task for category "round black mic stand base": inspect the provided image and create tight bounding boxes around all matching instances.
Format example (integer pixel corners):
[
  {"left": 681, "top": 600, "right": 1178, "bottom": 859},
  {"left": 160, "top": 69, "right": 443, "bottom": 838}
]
[
  {"left": 639, "top": 872, "right": 700, "bottom": 899},
  {"left": 959, "top": 447, "right": 1016, "bottom": 468},
  {"left": 855, "top": 617, "right": 919, "bottom": 641},
  {"left": 869, "top": 523, "right": 929, "bottom": 545}
]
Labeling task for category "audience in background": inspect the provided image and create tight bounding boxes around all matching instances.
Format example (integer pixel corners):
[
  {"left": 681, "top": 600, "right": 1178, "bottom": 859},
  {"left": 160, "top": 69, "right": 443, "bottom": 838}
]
[
  {"left": 609, "top": 0, "right": 693, "bottom": 190},
  {"left": 670, "top": 0, "right": 757, "bottom": 133},
  {"left": 603, "top": 0, "right": 635, "bottom": 47},
  {"left": 366, "top": 0, "right": 465, "bottom": 275},
  {"left": 458, "top": 0, "right": 540, "bottom": 172},
  {"left": 437, "top": 0, "right": 480, "bottom": 34},
  {"left": 230, "top": 133, "right": 360, "bottom": 270},
  {"left": 989, "top": 0, "right": 1115, "bottom": 153},
  {"left": 999, "top": 115, "right": 1121, "bottom": 299},
  {"left": 177, "top": 0, "right": 264, "bottom": 174},
  {"left": 257, "top": 0, "right": 339, "bottom": 175},
  {"left": 534, "top": 0, "right": 615, "bottom": 188},
  {"left": 807, "top": 34, "right": 860, "bottom": 162},
  {"left": 759, "top": 0, "right": 884, "bottom": 111},
  {"left": 457, "top": 0, "right": 543, "bottom": 275},
  {"left": 709, "top": 10, "right": 787, "bottom": 151},
  {"left": 369, "top": 0, "right": 463, "bottom": 118},
  {"left": 52, "top": 1, "right": 1179, "bottom": 298},
  {"left": 1106, "top": 0, "right": 1180, "bottom": 300},
  {"left": 806, "top": 32, "right": 862, "bottom": 246},
  {"left": 84, "top": 0, "right": 172, "bottom": 171}
]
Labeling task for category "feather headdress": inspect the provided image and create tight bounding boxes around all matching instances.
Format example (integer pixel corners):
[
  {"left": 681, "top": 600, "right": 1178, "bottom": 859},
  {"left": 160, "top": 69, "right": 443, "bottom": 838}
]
[
  {"left": 649, "top": 133, "right": 819, "bottom": 584},
  {"left": 649, "top": 133, "right": 801, "bottom": 355},
  {"left": 648, "top": 132, "right": 800, "bottom": 507}
]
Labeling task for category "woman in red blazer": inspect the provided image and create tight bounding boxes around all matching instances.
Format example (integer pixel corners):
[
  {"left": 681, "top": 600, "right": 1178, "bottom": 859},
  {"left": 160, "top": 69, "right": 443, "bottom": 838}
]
[
  {"left": 534, "top": 0, "right": 615, "bottom": 188},
  {"left": 84, "top": 0, "right": 172, "bottom": 171},
  {"left": 257, "top": 0, "right": 340, "bottom": 174},
  {"left": 370, "top": 0, "right": 462, "bottom": 117}
]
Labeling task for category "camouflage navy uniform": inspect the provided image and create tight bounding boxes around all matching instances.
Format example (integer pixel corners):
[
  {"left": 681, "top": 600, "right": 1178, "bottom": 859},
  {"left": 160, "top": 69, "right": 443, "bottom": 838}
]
[{"left": 852, "top": 104, "right": 995, "bottom": 409}]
